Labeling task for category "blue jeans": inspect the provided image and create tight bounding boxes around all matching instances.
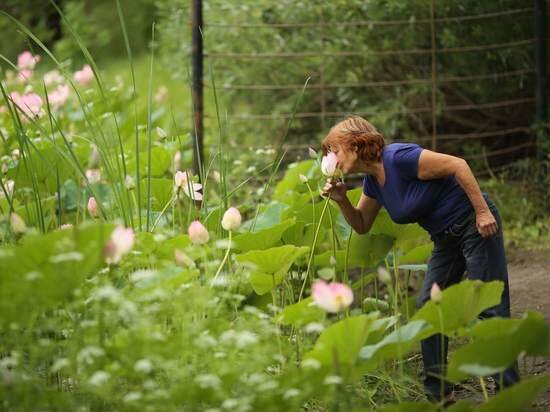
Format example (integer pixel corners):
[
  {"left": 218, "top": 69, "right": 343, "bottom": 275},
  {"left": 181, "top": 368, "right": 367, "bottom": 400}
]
[{"left": 417, "top": 195, "right": 520, "bottom": 400}]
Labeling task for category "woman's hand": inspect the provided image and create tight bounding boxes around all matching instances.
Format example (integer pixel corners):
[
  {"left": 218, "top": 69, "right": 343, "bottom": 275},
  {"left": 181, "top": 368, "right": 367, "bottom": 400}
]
[
  {"left": 321, "top": 179, "right": 347, "bottom": 203},
  {"left": 476, "top": 208, "right": 498, "bottom": 238}
]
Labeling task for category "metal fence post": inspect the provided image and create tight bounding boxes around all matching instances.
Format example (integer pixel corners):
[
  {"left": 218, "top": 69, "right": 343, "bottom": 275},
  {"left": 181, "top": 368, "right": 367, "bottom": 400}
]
[
  {"left": 430, "top": 0, "right": 438, "bottom": 151},
  {"left": 191, "top": 0, "right": 204, "bottom": 179},
  {"left": 534, "top": 0, "right": 547, "bottom": 186}
]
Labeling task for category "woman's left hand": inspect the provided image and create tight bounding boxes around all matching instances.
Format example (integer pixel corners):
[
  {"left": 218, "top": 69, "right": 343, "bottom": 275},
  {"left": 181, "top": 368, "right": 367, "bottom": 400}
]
[{"left": 476, "top": 209, "right": 498, "bottom": 238}]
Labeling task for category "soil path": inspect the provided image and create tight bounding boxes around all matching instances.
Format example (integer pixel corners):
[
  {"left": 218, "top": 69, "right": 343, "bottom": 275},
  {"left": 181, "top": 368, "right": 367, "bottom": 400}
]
[{"left": 476, "top": 249, "right": 549, "bottom": 409}]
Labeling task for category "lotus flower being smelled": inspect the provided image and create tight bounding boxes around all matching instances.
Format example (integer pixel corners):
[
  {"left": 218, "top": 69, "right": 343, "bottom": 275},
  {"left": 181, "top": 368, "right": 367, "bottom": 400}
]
[
  {"left": 430, "top": 282, "right": 443, "bottom": 303},
  {"left": 312, "top": 280, "right": 353, "bottom": 313},
  {"left": 188, "top": 220, "right": 209, "bottom": 245},
  {"left": 174, "top": 171, "right": 202, "bottom": 201},
  {"left": 74, "top": 64, "right": 94, "bottom": 86},
  {"left": 87, "top": 197, "right": 99, "bottom": 218},
  {"left": 221, "top": 207, "right": 241, "bottom": 231},
  {"left": 104, "top": 225, "right": 135, "bottom": 265},
  {"left": 320, "top": 152, "right": 338, "bottom": 177},
  {"left": 17, "top": 51, "right": 40, "bottom": 70}
]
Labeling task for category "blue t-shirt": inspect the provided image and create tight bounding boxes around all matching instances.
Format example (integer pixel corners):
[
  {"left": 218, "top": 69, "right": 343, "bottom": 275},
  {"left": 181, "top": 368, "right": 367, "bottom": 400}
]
[{"left": 362, "top": 143, "right": 473, "bottom": 235}]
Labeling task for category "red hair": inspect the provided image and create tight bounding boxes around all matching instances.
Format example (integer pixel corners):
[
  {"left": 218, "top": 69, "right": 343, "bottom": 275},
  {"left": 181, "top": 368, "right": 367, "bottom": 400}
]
[{"left": 322, "top": 116, "right": 386, "bottom": 162}]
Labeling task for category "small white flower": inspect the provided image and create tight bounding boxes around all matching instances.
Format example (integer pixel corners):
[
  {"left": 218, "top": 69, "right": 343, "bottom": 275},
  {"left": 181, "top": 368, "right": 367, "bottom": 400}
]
[
  {"left": 134, "top": 359, "right": 153, "bottom": 374},
  {"left": 304, "top": 322, "right": 325, "bottom": 334},
  {"left": 301, "top": 358, "right": 321, "bottom": 370},
  {"left": 324, "top": 375, "right": 343, "bottom": 385},
  {"left": 299, "top": 174, "right": 308, "bottom": 183},
  {"left": 195, "top": 373, "right": 221, "bottom": 389},
  {"left": 51, "top": 358, "right": 70, "bottom": 373},
  {"left": 77, "top": 346, "right": 104, "bottom": 366},
  {"left": 283, "top": 388, "right": 300, "bottom": 399},
  {"left": 123, "top": 392, "right": 142, "bottom": 403},
  {"left": 156, "top": 126, "right": 167, "bottom": 139},
  {"left": 88, "top": 371, "right": 110, "bottom": 386}
]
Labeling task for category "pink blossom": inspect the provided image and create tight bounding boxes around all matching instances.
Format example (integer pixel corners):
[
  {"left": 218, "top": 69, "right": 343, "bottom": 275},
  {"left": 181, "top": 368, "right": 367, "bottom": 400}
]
[
  {"left": 85, "top": 169, "right": 101, "bottom": 184},
  {"left": 17, "top": 51, "right": 40, "bottom": 70},
  {"left": 74, "top": 64, "right": 94, "bottom": 86},
  {"left": 43, "top": 70, "right": 64, "bottom": 86},
  {"left": 104, "top": 225, "right": 135, "bottom": 265},
  {"left": 312, "top": 280, "right": 353, "bottom": 313},
  {"left": 10, "top": 92, "right": 43, "bottom": 119},
  {"left": 17, "top": 69, "right": 33, "bottom": 83},
  {"left": 47, "top": 84, "right": 70, "bottom": 109},
  {"left": 430, "top": 282, "right": 443, "bottom": 303},
  {"left": 321, "top": 152, "right": 338, "bottom": 177},
  {"left": 187, "top": 220, "right": 209, "bottom": 245},
  {"left": 87, "top": 196, "right": 99, "bottom": 218},
  {"left": 221, "top": 207, "right": 241, "bottom": 231},
  {"left": 174, "top": 170, "right": 202, "bottom": 201}
]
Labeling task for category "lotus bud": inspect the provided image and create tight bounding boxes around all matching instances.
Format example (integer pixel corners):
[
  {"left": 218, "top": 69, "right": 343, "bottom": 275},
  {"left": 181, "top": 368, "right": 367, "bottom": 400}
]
[
  {"left": 299, "top": 174, "right": 308, "bottom": 183},
  {"left": 87, "top": 197, "right": 99, "bottom": 218},
  {"left": 104, "top": 225, "right": 135, "bottom": 265},
  {"left": 430, "top": 282, "right": 443, "bottom": 303},
  {"left": 221, "top": 207, "right": 242, "bottom": 231},
  {"left": 188, "top": 220, "right": 209, "bottom": 245},
  {"left": 377, "top": 267, "right": 391, "bottom": 285},
  {"left": 9, "top": 213, "right": 26, "bottom": 234}
]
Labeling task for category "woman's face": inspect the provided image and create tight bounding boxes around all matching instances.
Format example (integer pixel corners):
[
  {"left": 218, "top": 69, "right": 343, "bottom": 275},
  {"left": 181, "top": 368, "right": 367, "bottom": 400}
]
[{"left": 330, "top": 144, "right": 359, "bottom": 174}]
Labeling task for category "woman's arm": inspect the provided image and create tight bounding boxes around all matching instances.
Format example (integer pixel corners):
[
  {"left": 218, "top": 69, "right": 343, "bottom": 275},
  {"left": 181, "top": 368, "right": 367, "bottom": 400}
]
[
  {"left": 417, "top": 149, "right": 497, "bottom": 238},
  {"left": 322, "top": 180, "right": 381, "bottom": 234}
]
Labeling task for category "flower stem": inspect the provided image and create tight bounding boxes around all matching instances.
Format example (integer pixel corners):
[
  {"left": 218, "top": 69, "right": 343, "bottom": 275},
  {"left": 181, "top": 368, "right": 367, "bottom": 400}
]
[
  {"left": 298, "top": 196, "right": 330, "bottom": 301},
  {"left": 212, "top": 230, "right": 232, "bottom": 285}
]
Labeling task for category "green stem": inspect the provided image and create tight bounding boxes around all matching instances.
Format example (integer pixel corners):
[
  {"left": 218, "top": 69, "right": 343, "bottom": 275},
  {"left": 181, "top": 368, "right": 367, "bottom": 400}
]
[
  {"left": 212, "top": 230, "right": 232, "bottom": 285},
  {"left": 298, "top": 196, "right": 330, "bottom": 301}
]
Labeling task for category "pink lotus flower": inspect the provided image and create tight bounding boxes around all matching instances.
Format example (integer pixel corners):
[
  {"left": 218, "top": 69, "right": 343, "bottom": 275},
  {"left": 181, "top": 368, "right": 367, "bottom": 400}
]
[
  {"left": 43, "top": 69, "right": 64, "bottom": 86},
  {"left": 174, "top": 170, "right": 202, "bottom": 201},
  {"left": 17, "top": 69, "right": 33, "bottom": 83},
  {"left": 85, "top": 169, "right": 101, "bottom": 184},
  {"left": 430, "top": 282, "right": 443, "bottom": 303},
  {"left": 47, "top": 84, "right": 70, "bottom": 109},
  {"left": 74, "top": 64, "right": 94, "bottom": 86},
  {"left": 187, "top": 220, "right": 209, "bottom": 245},
  {"left": 221, "top": 207, "right": 241, "bottom": 231},
  {"left": 104, "top": 225, "right": 135, "bottom": 265},
  {"left": 10, "top": 92, "right": 43, "bottom": 119},
  {"left": 312, "top": 280, "right": 353, "bottom": 313},
  {"left": 87, "top": 196, "right": 99, "bottom": 218},
  {"left": 17, "top": 51, "right": 40, "bottom": 70},
  {"left": 321, "top": 152, "right": 338, "bottom": 177}
]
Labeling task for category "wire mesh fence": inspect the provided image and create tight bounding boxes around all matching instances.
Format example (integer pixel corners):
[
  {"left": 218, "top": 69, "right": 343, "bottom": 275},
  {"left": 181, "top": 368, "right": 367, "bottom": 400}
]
[{"left": 182, "top": 1, "right": 547, "bottom": 173}]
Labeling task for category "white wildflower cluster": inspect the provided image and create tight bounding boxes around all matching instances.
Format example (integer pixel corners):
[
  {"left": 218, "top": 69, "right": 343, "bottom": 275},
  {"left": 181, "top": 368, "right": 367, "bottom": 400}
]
[
  {"left": 123, "top": 392, "right": 142, "bottom": 403},
  {"left": 92, "top": 285, "right": 122, "bottom": 304},
  {"left": 134, "top": 359, "right": 153, "bottom": 374},
  {"left": 219, "top": 330, "right": 258, "bottom": 349},
  {"left": 88, "top": 370, "right": 110, "bottom": 386},
  {"left": 77, "top": 346, "right": 105, "bottom": 367},
  {"left": 50, "top": 358, "right": 70, "bottom": 373},
  {"left": 195, "top": 373, "right": 221, "bottom": 389},
  {"left": 194, "top": 331, "right": 217, "bottom": 348}
]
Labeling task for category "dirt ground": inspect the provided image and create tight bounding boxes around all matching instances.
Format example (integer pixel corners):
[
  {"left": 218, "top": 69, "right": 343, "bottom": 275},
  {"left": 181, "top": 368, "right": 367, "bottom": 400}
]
[
  {"left": 454, "top": 248, "right": 550, "bottom": 409},
  {"left": 508, "top": 249, "right": 550, "bottom": 410}
]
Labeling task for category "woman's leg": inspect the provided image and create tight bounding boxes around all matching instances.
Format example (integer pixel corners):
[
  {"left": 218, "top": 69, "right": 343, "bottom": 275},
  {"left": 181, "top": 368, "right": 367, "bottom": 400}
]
[
  {"left": 417, "top": 236, "right": 466, "bottom": 401},
  {"left": 461, "top": 196, "right": 520, "bottom": 389}
]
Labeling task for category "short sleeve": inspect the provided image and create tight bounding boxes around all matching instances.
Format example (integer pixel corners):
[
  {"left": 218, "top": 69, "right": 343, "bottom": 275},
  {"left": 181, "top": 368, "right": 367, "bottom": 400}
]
[
  {"left": 393, "top": 143, "right": 423, "bottom": 180},
  {"left": 362, "top": 175, "right": 378, "bottom": 200}
]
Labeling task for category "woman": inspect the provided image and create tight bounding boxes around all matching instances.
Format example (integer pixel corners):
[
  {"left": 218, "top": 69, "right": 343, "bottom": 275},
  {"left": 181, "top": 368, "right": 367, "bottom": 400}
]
[{"left": 321, "top": 116, "right": 519, "bottom": 403}]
